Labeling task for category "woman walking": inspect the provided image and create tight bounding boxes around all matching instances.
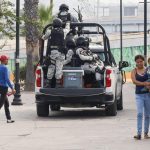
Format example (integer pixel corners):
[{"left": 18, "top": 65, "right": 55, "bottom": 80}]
[
  {"left": 131, "top": 55, "right": 150, "bottom": 140},
  {"left": 0, "top": 55, "right": 16, "bottom": 123}
]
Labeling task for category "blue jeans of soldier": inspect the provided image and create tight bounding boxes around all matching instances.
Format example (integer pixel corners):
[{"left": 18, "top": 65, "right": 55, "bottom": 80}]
[{"left": 135, "top": 93, "right": 150, "bottom": 135}]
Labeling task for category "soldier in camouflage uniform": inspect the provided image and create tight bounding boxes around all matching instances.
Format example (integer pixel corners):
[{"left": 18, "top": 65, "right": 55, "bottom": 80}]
[
  {"left": 75, "top": 36, "right": 105, "bottom": 81},
  {"left": 42, "top": 18, "right": 70, "bottom": 87}
]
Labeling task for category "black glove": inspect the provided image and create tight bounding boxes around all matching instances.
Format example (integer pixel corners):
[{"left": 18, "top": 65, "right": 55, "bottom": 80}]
[
  {"left": 95, "top": 67, "right": 105, "bottom": 74},
  {"left": 67, "top": 13, "right": 71, "bottom": 21},
  {"left": 43, "top": 57, "right": 51, "bottom": 66}
]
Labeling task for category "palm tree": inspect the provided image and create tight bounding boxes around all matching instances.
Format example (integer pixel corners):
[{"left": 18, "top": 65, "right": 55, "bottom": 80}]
[
  {"left": 24, "top": 0, "right": 39, "bottom": 91},
  {"left": 38, "top": 4, "right": 53, "bottom": 61},
  {"left": 38, "top": 4, "right": 53, "bottom": 33}
]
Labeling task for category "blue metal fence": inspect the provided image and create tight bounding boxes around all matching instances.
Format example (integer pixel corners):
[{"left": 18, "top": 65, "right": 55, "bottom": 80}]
[
  {"left": 111, "top": 45, "right": 150, "bottom": 71},
  {"left": 7, "top": 45, "right": 150, "bottom": 72}
]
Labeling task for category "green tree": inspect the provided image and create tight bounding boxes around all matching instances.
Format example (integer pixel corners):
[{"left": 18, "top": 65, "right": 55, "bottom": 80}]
[
  {"left": 0, "top": 0, "right": 15, "bottom": 49},
  {"left": 38, "top": 3, "right": 53, "bottom": 62},
  {"left": 24, "top": 0, "right": 39, "bottom": 91},
  {"left": 38, "top": 4, "right": 53, "bottom": 33}
]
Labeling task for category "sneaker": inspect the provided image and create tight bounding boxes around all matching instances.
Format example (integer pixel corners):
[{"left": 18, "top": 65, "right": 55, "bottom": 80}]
[
  {"left": 134, "top": 135, "right": 141, "bottom": 140},
  {"left": 144, "top": 133, "right": 150, "bottom": 139},
  {"left": 7, "top": 120, "right": 15, "bottom": 123}
]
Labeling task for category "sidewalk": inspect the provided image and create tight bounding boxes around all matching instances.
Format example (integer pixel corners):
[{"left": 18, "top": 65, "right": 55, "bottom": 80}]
[
  {"left": 9, "top": 91, "right": 35, "bottom": 105},
  {"left": 0, "top": 91, "right": 36, "bottom": 125}
]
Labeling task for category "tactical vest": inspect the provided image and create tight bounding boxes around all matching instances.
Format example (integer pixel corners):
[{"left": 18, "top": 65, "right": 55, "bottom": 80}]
[
  {"left": 58, "top": 12, "right": 71, "bottom": 23},
  {"left": 75, "top": 46, "right": 91, "bottom": 66},
  {"left": 49, "top": 28, "right": 65, "bottom": 53}
]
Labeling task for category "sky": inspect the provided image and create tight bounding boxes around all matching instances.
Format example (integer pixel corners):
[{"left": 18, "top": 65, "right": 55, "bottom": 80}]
[
  {"left": 11, "top": 0, "right": 141, "bottom": 8},
  {"left": 11, "top": 0, "right": 141, "bottom": 14},
  {"left": 9, "top": 0, "right": 143, "bottom": 21}
]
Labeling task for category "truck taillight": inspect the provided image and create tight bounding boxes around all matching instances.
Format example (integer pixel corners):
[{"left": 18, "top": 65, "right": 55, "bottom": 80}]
[
  {"left": 36, "top": 69, "right": 41, "bottom": 87},
  {"left": 106, "top": 69, "right": 112, "bottom": 87}
]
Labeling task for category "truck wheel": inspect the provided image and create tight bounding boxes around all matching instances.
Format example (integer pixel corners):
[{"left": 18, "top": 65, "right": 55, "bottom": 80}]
[
  {"left": 50, "top": 104, "right": 61, "bottom": 111},
  {"left": 117, "top": 91, "right": 123, "bottom": 110},
  {"left": 36, "top": 104, "right": 49, "bottom": 117},
  {"left": 105, "top": 100, "right": 117, "bottom": 116}
]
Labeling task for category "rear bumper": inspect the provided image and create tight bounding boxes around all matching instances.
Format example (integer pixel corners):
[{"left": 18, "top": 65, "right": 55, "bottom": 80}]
[{"left": 35, "top": 88, "right": 114, "bottom": 105}]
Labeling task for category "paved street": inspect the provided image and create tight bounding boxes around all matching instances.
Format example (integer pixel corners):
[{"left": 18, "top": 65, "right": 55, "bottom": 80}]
[{"left": 0, "top": 83, "right": 150, "bottom": 150}]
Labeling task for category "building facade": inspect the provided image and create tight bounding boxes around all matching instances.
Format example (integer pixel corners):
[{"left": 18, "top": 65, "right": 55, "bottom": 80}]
[{"left": 82, "top": 2, "right": 150, "bottom": 34}]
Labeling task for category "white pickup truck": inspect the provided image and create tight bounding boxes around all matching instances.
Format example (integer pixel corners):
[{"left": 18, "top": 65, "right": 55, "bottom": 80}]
[{"left": 35, "top": 23, "right": 128, "bottom": 117}]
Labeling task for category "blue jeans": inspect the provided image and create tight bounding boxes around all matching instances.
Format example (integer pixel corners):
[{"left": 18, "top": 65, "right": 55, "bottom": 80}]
[{"left": 135, "top": 93, "right": 150, "bottom": 135}]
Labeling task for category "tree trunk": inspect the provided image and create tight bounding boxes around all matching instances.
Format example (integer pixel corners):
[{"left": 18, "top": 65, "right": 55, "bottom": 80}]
[{"left": 24, "top": 0, "right": 39, "bottom": 91}]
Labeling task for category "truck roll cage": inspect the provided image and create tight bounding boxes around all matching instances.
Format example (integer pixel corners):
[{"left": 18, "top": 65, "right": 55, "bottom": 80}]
[{"left": 40, "top": 22, "right": 112, "bottom": 66}]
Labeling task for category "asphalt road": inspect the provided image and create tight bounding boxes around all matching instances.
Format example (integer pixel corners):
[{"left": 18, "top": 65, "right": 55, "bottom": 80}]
[{"left": 0, "top": 83, "right": 150, "bottom": 150}]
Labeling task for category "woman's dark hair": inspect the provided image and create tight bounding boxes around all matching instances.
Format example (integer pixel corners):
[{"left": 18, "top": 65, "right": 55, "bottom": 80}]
[{"left": 134, "top": 55, "right": 145, "bottom": 61}]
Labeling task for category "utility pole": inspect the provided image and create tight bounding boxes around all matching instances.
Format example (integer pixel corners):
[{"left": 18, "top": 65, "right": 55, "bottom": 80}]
[
  {"left": 97, "top": 0, "right": 99, "bottom": 23},
  {"left": 144, "top": 0, "right": 147, "bottom": 66},
  {"left": 50, "top": 0, "right": 53, "bottom": 14},
  {"left": 120, "top": 0, "right": 123, "bottom": 62},
  {"left": 139, "top": 0, "right": 149, "bottom": 66},
  {"left": 12, "top": 0, "right": 22, "bottom": 105},
  {"left": 50, "top": 0, "right": 53, "bottom": 6}
]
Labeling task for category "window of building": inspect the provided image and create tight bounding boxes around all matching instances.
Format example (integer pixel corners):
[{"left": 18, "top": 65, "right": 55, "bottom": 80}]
[
  {"left": 104, "top": 8, "right": 109, "bottom": 16},
  {"left": 99, "top": 7, "right": 109, "bottom": 17},
  {"left": 124, "top": 7, "right": 138, "bottom": 16}
]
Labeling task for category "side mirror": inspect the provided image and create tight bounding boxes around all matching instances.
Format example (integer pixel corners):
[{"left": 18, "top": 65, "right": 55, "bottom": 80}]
[{"left": 119, "top": 61, "right": 129, "bottom": 70}]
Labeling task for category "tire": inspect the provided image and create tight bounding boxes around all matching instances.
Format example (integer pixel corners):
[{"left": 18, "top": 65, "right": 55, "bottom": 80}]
[
  {"left": 105, "top": 99, "right": 117, "bottom": 116},
  {"left": 50, "top": 104, "right": 61, "bottom": 111},
  {"left": 36, "top": 104, "right": 49, "bottom": 117},
  {"left": 117, "top": 91, "right": 123, "bottom": 110}
]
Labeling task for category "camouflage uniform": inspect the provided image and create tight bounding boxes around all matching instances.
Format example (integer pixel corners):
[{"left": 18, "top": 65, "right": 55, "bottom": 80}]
[
  {"left": 42, "top": 22, "right": 70, "bottom": 80},
  {"left": 47, "top": 50, "right": 65, "bottom": 80},
  {"left": 76, "top": 48, "right": 104, "bottom": 81}
]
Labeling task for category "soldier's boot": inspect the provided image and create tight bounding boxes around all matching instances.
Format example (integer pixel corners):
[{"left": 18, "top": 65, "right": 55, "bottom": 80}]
[
  {"left": 56, "top": 79, "right": 62, "bottom": 88},
  {"left": 45, "top": 79, "right": 52, "bottom": 88}
]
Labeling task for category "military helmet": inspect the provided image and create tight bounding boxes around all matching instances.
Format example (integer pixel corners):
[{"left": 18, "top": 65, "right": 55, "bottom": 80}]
[
  {"left": 66, "top": 37, "right": 76, "bottom": 49},
  {"left": 59, "top": 4, "right": 69, "bottom": 11},
  {"left": 76, "top": 36, "right": 89, "bottom": 48},
  {"left": 52, "top": 18, "right": 62, "bottom": 28}
]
